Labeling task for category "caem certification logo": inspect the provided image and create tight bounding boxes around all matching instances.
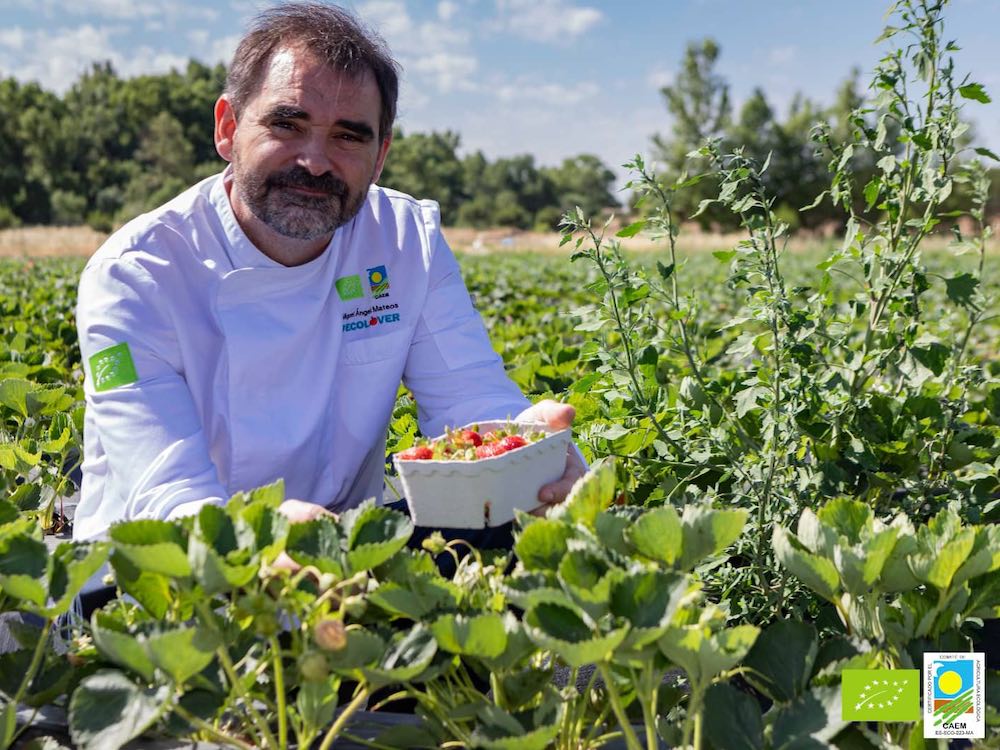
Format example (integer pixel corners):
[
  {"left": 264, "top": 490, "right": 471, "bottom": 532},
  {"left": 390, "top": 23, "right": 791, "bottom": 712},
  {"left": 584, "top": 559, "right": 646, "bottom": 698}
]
[
  {"left": 842, "top": 669, "right": 920, "bottom": 722},
  {"left": 923, "top": 652, "right": 984, "bottom": 739}
]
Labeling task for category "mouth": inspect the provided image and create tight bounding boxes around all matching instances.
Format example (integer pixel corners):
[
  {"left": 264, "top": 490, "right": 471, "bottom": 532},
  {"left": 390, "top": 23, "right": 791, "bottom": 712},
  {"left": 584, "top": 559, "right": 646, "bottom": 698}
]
[{"left": 283, "top": 185, "right": 334, "bottom": 198}]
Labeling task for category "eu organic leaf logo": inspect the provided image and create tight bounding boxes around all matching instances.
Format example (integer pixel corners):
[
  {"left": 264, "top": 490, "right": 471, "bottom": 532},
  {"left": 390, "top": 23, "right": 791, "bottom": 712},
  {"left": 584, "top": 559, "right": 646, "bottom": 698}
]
[
  {"left": 842, "top": 669, "right": 920, "bottom": 722},
  {"left": 89, "top": 342, "right": 138, "bottom": 392}
]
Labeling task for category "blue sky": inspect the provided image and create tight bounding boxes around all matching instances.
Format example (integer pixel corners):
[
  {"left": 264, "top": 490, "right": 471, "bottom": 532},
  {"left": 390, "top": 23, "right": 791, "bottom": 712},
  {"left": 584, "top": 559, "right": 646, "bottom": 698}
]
[{"left": 2, "top": 0, "right": 999, "bottom": 188}]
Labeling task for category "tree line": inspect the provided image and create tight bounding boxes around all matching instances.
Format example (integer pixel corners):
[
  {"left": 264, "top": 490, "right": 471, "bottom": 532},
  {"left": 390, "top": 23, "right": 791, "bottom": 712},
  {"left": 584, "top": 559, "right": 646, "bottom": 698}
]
[
  {"left": 1, "top": 41, "right": 997, "bottom": 234},
  {"left": 0, "top": 60, "right": 617, "bottom": 233}
]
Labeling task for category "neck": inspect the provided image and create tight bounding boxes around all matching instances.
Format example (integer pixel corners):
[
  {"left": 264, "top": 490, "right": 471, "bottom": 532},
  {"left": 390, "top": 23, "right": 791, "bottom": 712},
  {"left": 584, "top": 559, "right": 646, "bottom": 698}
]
[{"left": 228, "top": 182, "right": 331, "bottom": 267}]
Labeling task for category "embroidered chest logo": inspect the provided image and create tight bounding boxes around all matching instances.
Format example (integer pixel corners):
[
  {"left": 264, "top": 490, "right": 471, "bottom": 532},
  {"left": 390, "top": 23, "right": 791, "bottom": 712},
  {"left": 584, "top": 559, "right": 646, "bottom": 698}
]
[
  {"left": 335, "top": 274, "right": 364, "bottom": 301},
  {"left": 367, "top": 265, "right": 390, "bottom": 298}
]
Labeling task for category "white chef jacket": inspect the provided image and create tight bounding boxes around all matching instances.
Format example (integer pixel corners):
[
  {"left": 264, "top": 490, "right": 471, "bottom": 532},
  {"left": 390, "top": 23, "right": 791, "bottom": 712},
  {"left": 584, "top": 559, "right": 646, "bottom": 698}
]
[{"left": 73, "top": 168, "right": 530, "bottom": 541}]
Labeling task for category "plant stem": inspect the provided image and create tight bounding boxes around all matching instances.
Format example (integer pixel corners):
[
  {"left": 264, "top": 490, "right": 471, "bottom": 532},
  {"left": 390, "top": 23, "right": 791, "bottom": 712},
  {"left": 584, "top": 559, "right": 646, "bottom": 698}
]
[
  {"left": 173, "top": 705, "right": 256, "bottom": 750},
  {"left": 597, "top": 664, "right": 642, "bottom": 750},
  {"left": 318, "top": 687, "right": 369, "bottom": 750},
  {"left": 195, "top": 601, "right": 276, "bottom": 748},
  {"left": 268, "top": 636, "right": 287, "bottom": 749}
]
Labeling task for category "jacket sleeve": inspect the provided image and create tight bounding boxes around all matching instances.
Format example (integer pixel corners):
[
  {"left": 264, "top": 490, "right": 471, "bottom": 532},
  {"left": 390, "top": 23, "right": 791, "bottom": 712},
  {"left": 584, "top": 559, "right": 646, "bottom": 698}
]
[
  {"left": 77, "top": 254, "right": 229, "bottom": 525},
  {"left": 402, "top": 224, "right": 530, "bottom": 437}
]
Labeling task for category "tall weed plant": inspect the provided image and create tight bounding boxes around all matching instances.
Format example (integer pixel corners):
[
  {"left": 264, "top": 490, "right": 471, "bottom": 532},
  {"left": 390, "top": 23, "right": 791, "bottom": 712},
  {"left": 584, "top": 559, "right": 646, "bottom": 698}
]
[{"left": 562, "top": 0, "right": 998, "bottom": 624}]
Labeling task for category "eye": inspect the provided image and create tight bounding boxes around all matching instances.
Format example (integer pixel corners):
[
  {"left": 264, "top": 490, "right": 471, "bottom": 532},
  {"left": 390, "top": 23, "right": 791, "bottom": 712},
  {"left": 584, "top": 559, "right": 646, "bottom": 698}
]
[{"left": 271, "top": 120, "right": 298, "bottom": 133}]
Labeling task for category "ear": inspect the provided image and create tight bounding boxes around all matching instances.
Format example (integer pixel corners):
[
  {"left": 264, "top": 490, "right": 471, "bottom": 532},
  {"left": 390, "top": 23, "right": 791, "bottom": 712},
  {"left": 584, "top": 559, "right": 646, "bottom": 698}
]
[
  {"left": 214, "top": 95, "right": 238, "bottom": 162},
  {"left": 371, "top": 132, "right": 393, "bottom": 184}
]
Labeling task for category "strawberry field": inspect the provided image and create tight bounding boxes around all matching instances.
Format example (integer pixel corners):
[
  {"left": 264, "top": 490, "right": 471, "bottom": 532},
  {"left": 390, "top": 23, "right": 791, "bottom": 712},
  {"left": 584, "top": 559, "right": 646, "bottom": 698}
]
[{"left": 5, "top": 1, "right": 1000, "bottom": 748}]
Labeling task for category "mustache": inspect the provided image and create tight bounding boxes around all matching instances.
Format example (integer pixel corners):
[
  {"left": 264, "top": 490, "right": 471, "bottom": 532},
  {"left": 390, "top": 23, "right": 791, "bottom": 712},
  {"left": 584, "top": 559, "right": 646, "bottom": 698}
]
[{"left": 266, "top": 167, "right": 347, "bottom": 197}]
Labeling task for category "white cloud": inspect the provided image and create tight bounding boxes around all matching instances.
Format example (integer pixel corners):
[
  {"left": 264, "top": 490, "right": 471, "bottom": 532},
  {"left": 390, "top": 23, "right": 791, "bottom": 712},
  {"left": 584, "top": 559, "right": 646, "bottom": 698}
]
[
  {"left": 494, "top": 0, "right": 603, "bottom": 44},
  {"left": 358, "top": 0, "right": 479, "bottom": 93},
  {"left": 0, "top": 24, "right": 188, "bottom": 92},
  {"left": 647, "top": 67, "right": 673, "bottom": 90},
  {"left": 768, "top": 45, "right": 797, "bottom": 65},
  {"left": 437, "top": 0, "right": 460, "bottom": 21},
  {"left": 495, "top": 79, "right": 599, "bottom": 104},
  {"left": 411, "top": 52, "right": 478, "bottom": 93}
]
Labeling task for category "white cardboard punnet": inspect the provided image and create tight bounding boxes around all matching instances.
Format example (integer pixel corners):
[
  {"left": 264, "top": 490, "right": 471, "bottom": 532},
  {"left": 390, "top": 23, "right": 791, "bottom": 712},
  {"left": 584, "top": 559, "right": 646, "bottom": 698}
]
[{"left": 393, "top": 421, "right": 572, "bottom": 528}]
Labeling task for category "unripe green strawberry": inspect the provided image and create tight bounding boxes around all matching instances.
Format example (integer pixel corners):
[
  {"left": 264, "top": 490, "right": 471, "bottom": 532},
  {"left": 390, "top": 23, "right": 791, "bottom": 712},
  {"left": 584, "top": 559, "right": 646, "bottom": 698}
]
[
  {"left": 314, "top": 618, "right": 347, "bottom": 652},
  {"left": 299, "top": 651, "right": 329, "bottom": 682}
]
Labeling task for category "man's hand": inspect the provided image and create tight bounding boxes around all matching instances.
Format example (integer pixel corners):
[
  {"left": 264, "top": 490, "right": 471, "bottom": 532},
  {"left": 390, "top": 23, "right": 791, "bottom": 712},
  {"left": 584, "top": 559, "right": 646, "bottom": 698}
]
[
  {"left": 271, "top": 499, "right": 334, "bottom": 572},
  {"left": 514, "top": 399, "right": 586, "bottom": 514}
]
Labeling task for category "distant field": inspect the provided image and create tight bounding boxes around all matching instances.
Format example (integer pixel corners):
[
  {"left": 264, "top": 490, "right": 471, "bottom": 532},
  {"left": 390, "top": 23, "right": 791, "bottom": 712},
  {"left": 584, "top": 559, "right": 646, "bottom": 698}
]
[{"left": 0, "top": 223, "right": 985, "bottom": 258}]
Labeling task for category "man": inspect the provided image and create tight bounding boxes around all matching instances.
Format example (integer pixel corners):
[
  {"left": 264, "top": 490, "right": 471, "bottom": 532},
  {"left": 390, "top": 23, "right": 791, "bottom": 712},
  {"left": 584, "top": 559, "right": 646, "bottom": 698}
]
[{"left": 73, "top": 2, "right": 584, "bottom": 544}]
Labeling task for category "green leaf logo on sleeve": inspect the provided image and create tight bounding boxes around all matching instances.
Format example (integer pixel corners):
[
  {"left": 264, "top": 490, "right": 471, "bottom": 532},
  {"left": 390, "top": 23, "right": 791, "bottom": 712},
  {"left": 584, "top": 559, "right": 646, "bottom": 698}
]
[
  {"left": 842, "top": 669, "right": 920, "bottom": 722},
  {"left": 89, "top": 342, "right": 138, "bottom": 392}
]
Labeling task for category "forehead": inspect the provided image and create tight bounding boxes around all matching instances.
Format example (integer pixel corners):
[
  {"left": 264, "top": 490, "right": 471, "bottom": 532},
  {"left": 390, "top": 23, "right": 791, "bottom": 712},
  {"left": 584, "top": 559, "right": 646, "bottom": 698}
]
[{"left": 248, "top": 45, "right": 380, "bottom": 121}]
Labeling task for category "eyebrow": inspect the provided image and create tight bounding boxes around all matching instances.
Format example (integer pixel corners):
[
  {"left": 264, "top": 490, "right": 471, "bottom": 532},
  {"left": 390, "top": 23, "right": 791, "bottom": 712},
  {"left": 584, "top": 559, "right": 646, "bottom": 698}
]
[{"left": 262, "top": 106, "right": 376, "bottom": 140}]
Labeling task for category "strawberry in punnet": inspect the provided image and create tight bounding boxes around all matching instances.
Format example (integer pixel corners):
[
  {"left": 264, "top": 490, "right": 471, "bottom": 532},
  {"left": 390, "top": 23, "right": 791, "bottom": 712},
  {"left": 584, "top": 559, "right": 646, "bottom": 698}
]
[
  {"left": 398, "top": 445, "right": 434, "bottom": 460},
  {"left": 475, "top": 442, "right": 508, "bottom": 459},
  {"left": 498, "top": 435, "right": 528, "bottom": 452},
  {"left": 394, "top": 422, "right": 550, "bottom": 463},
  {"left": 460, "top": 429, "right": 483, "bottom": 446}
]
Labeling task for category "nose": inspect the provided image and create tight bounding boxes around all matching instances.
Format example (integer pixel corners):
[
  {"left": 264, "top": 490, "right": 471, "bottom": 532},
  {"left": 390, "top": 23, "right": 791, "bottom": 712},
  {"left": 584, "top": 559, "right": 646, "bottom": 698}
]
[{"left": 297, "top": 133, "right": 334, "bottom": 176}]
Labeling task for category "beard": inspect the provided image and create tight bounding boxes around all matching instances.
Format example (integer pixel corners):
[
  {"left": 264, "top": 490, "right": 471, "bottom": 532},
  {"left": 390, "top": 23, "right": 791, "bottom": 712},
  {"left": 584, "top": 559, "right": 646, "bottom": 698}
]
[{"left": 231, "top": 161, "right": 369, "bottom": 241}]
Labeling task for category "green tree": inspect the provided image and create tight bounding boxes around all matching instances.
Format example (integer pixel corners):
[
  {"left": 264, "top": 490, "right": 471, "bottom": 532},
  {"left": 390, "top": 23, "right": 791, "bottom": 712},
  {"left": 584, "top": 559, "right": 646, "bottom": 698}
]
[
  {"left": 378, "top": 129, "right": 465, "bottom": 221},
  {"left": 650, "top": 38, "right": 733, "bottom": 228},
  {"left": 542, "top": 153, "right": 619, "bottom": 220}
]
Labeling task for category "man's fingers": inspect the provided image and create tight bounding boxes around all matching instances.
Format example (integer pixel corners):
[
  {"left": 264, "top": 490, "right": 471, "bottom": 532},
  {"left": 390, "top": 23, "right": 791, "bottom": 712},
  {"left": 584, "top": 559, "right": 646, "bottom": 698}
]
[
  {"left": 278, "top": 498, "right": 333, "bottom": 523},
  {"left": 516, "top": 399, "right": 576, "bottom": 430},
  {"left": 537, "top": 447, "right": 587, "bottom": 504}
]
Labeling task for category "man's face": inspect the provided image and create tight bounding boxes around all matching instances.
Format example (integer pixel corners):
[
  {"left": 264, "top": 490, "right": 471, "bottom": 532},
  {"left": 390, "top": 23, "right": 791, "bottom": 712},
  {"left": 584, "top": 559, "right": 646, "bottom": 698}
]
[{"left": 215, "top": 46, "right": 391, "bottom": 245}]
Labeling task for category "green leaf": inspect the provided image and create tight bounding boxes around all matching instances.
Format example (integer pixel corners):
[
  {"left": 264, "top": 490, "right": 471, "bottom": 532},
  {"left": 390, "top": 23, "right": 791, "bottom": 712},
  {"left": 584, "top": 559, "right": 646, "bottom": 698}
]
[
  {"left": 742, "top": 620, "right": 817, "bottom": 703},
  {"left": 552, "top": 460, "right": 615, "bottom": 528},
  {"left": 296, "top": 678, "right": 340, "bottom": 732},
  {"left": 770, "top": 685, "right": 847, "bottom": 747},
  {"left": 144, "top": 624, "right": 220, "bottom": 684},
  {"left": 615, "top": 220, "right": 646, "bottom": 238},
  {"left": 595, "top": 509, "right": 640, "bottom": 556},
  {"left": 430, "top": 613, "right": 508, "bottom": 659},
  {"left": 524, "top": 602, "right": 628, "bottom": 668},
  {"left": 815, "top": 498, "right": 871, "bottom": 543},
  {"left": 657, "top": 261, "right": 675, "bottom": 281},
  {"left": 361, "top": 625, "right": 437, "bottom": 686},
  {"left": 703, "top": 683, "right": 764, "bottom": 750},
  {"left": 959, "top": 83, "right": 991, "bottom": 103},
  {"left": 624, "top": 506, "right": 681, "bottom": 566},
  {"left": 974, "top": 147, "right": 1000, "bottom": 161},
  {"left": 109, "top": 520, "right": 190, "bottom": 578},
  {"left": 68, "top": 670, "right": 171, "bottom": 750},
  {"left": 773, "top": 526, "right": 840, "bottom": 601},
  {"left": 677, "top": 505, "right": 747, "bottom": 571},
  {"left": 286, "top": 516, "right": 345, "bottom": 577},
  {"left": 91, "top": 612, "right": 157, "bottom": 683},
  {"left": 343, "top": 501, "right": 413, "bottom": 572},
  {"left": 944, "top": 273, "right": 978, "bottom": 307},
  {"left": 610, "top": 570, "right": 692, "bottom": 648},
  {"left": 368, "top": 575, "right": 459, "bottom": 619},
  {"left": 326, "top": 629, "right": 385, "bottom": 673},
  {"left": 0, "top": 378, "right": 33, "bottom": 418},
  {"left": 910, "top": 528, "right": 975, "bottom": 589},
  {"left": 44, "top": 541, "right": 110, "bottom": 617},
  {"left": 514, "top": 519, "right": 573, "bottom": 571},
  {"left": 911, "top": 342, "right": 951, "bottom": 376},
  {"left": 658, "top": 623, "right": 759, "bottom": 686}
]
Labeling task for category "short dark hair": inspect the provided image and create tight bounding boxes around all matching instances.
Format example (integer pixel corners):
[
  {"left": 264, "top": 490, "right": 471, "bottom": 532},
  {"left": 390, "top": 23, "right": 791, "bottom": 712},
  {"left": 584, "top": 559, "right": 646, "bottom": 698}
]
[{"left": 225, "top": 2, "right": 399, "bottom": 141}]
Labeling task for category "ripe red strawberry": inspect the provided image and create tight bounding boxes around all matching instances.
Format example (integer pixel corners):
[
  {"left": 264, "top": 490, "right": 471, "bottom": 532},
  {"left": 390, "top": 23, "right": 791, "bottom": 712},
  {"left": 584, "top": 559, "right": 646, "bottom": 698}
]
[
  {"left": 475, "top": 442, "right": 508, "bottom": 459},
  {"left": 460, "top": 429, "right": 483, "bottom": 446},
  {"left": 498, "top": 435, "right": 528, "bottom": 452},
  {"left": 398, "top": 445, "right": 433, "bottom": 460}
]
